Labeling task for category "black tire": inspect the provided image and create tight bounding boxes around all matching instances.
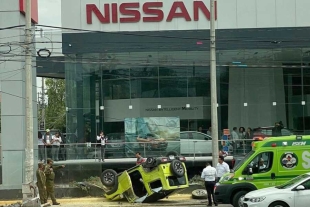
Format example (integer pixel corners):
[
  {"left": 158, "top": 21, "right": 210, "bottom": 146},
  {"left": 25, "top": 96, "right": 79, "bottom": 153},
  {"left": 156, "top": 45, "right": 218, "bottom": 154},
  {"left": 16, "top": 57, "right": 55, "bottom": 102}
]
[
  {"left": 232, "top": 191, "right": 247, "bottom": 207},
  {"left": 269, "top": 201, "right": 289, "bottom": 207},
  {"left": 146, "top": 157, "right": 155, "bottom": 165},
  {"left": 170, "top": 160, "right": 185, "bottom": 178},
  {"left": 191, "top": 189, "right": 208, "bottom": 199},
  {"left": 100, "top": 169, "right": 118, "bottom": 187},
  {"left": 143, "top": 157, "right": 157, "bottom": 168},
  {"left": 105, "top": 183, "right": 119, "bottom": 196},
  {"left": 166, "top": 151, "right": 178, "bottom": 157}
]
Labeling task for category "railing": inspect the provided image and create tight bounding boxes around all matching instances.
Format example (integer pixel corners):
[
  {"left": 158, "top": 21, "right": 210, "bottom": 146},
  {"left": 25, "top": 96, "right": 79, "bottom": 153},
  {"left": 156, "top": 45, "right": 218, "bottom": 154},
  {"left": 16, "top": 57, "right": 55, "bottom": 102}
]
[
  {"left": 36, "top": 139, "right": 254, "bottom": 162},
  {"left": 0, "top": 139, "right": 255, "bottom": 186}
]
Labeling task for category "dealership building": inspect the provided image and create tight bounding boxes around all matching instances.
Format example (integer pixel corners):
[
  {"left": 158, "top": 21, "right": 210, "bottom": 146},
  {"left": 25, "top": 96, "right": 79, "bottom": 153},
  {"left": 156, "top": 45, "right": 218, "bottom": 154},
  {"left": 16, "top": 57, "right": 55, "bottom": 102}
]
[
  {"left": 58, "top": 0, "right": 310, "bottom": 143},
  {"left": 2, "top": 0, "right": 310, "bottom": 190}
]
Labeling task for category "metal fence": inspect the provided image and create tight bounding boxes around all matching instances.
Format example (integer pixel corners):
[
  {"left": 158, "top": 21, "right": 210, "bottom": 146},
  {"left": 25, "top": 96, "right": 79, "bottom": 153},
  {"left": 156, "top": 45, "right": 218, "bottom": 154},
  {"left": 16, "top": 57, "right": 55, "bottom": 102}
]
[{"left": 35, "top": 139, "right": 254, "bottom": 162}]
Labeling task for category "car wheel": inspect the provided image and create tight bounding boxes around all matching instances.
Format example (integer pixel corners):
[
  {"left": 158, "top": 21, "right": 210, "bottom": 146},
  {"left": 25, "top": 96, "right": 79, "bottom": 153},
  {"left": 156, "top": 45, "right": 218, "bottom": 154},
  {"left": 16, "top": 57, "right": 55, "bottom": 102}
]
[
  {"left": 269, "top": 201, "right": 289, "bottom": 207},
  {"left": 170, "top": 160, "right": 185, "bottom": 178},
  {"left": 232, "top": 191, "right": 247, "bottom": 207},
  {"left": 105, "top": 183, "right": 119, "bottom": 196},
  {"left": 100, "top": 169, "right": 118, "bottom": 187},
  {"left": 145, "top": 157, "right": 157, "bottom": 167},
  {"left": 166, "top": 151, "right": 178, "bottom": 157},
  {"left": 191, "top": 189, "right": 208, "bottom": 199}
]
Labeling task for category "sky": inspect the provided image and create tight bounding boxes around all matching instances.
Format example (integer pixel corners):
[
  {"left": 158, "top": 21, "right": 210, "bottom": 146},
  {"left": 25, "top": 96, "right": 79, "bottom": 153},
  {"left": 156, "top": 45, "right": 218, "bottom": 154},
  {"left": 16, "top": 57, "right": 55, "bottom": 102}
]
[
  {"left": 36, "top": 0, "right": 62, "bottom": 93},
  {"left": 38, "top": 0, "right": 61, "bottom": 27}
]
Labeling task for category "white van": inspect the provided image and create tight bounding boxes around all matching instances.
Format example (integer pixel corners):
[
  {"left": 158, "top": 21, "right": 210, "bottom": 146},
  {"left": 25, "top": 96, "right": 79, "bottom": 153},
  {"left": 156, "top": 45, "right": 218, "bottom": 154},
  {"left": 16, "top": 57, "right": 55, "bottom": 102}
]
[{"left": 179, "top": 131, "right": 212, "bottom": 156}]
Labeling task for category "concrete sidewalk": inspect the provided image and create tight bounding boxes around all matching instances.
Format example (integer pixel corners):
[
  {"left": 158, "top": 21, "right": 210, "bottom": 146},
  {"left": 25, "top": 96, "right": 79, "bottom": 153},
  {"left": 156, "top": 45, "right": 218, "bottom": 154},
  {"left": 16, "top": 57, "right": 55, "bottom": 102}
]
[{"left": 0, "top": 195, "right": 232, "bottom": 207}]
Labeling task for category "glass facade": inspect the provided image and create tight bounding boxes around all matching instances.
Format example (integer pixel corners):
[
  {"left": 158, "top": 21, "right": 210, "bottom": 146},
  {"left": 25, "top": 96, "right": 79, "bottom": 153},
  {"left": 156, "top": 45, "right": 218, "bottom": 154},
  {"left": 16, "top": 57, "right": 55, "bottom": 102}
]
[{"left": 64, "top": 47, "right": 310, "bottom": 145}]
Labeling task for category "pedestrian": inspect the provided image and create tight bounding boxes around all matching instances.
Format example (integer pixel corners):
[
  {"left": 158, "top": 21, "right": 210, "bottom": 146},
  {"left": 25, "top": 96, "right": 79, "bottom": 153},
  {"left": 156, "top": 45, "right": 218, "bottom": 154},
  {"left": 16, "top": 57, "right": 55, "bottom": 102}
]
[
  {"left": 44, "top": 158, "right": 65, "bottom": 205},
  {"left": 231, "top": 127, "right": 239, "bottom": 154},
  {"left": 52, "top": 132, "right": 62, "bottom": 161},
  {"left": 36, "top": 162, "right": 47, "bottom": 204},
  {"left": 201, "top": 162, "right": 218, "bottom": 206},
  {"left": 96, "top": 131, "right": 108, "bottom": 162},
  {"left": 43, "top": 129, "right": 53, "bottom": 159},
  {"left": 216, "top": 155, "right": 230, "bottom": 182},
  {"left": 38, "top": 131, "right": 45, "bottom": 162},
  {"left": 136, "top": 152, "right": 144, "bottom": 165}
]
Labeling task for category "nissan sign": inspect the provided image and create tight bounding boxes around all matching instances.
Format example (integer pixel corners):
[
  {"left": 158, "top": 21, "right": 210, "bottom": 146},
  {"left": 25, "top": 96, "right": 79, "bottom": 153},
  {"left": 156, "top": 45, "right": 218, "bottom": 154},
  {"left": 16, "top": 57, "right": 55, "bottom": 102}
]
[{"left": 86, "top": 1, "right": 217, "bottom": 24}]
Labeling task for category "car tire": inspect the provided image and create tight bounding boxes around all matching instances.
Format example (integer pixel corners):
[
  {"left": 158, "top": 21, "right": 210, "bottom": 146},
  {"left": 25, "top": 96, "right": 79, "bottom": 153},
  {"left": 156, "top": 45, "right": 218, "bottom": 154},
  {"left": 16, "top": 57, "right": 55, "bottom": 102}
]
[
  {"left": 105, "top": 183, "right": 119, "bottom": 196},
  {"left": 269, "top": 201, "right": 289, "bottom": 207},
  {"left": 166, "top": 151, "right": 178, "bottom": 157},
  {"left": 143, "top": 157, "right": 157, "bottom": 168},
  {"left": 100, "top": 169, "right": 118, "bottom": 187},
  {"left": 232, "top": 190, "right": 247, "bottom": 207},
  {"left": 191, "top": 189, "right": 208, "bottom": 199},
  {"left": 170, "top": 160, "right": 185, "bottom": 178}
]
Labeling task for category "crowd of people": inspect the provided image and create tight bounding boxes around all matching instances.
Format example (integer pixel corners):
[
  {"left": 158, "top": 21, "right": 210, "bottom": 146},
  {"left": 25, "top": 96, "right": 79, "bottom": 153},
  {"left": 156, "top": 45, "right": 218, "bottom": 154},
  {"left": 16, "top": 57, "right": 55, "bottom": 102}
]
[{"left": 36, "top": 158, "right": 65, "bottom": 205}]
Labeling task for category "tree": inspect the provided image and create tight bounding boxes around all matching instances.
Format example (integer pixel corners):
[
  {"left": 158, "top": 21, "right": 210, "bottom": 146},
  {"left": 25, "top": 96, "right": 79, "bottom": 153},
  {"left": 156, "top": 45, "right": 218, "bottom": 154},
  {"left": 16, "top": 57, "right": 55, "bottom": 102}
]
[{"left": 45, "top": 78, "right": 66, "bottom": 132}]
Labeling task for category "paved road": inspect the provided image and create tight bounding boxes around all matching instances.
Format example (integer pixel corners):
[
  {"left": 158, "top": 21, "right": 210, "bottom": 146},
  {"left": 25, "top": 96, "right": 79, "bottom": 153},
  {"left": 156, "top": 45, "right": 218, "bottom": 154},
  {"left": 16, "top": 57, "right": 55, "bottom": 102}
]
[
  {"left": 49, "top": 198, "right": 233, "bottom": 207},
  {"left": 0, "top": 197, "right": 232, "bottom": 207}
]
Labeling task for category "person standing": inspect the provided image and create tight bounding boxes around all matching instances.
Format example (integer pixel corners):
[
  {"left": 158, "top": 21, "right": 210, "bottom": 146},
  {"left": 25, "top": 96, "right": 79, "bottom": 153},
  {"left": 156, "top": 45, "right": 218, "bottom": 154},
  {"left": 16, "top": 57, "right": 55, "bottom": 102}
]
[
  {"left": 36, "top": 162, "right": 47, "bottom": 204},
  {"left": 38, "top": 132, "right": 45, "bottom": 162},
  {"left": 44, "top": 158, "right": 65, "bottom": 205},
  {"left": 135, "top": 152, "right": 144, "bottom": 165},
  {"left": 52, "top": 132, "right": 62, "bottom": 161},
  {"left": 216, "top": 155, "right": 230, "bottom": 182},
  {"left": 207, "top": 127, "right": 212, "bottom": 136},
  {"left": 97, "top": 131, "right": 108, "bottom": 162},
  {"left": 43, "top": 129, "right": 52, "bottom": 159},
  {"left": 231, "top": 127, "right": 239, "bottom": 154},
  {"left": 201, "top": 162, "right": 218, "bottom": 206}
]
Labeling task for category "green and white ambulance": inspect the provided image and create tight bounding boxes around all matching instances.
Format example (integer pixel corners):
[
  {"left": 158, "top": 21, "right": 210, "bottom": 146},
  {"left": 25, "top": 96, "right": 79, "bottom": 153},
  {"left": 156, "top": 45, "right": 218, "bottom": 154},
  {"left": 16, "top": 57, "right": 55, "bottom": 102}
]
[{"left": 214, "top": 135, "right": 310, "bottom": 207}]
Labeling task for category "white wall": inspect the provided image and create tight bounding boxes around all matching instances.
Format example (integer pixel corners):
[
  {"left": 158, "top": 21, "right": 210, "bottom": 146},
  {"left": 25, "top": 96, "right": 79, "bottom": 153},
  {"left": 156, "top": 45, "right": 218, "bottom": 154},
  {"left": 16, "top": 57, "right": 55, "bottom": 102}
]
[
  {"left": 62, "top": 0, "right": 310, "bottom": 32},
  {"left": 0, "top": 0, "right": 38, "bottom": 189}
]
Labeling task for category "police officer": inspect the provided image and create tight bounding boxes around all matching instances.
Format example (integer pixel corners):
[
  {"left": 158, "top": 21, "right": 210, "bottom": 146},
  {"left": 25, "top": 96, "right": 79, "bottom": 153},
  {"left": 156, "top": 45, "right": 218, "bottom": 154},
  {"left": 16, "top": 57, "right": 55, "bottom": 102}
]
[
  {"left": 44, "top": 158, "right": 65, "bottom": 205},
  {"left": 201, "top": 162, "right": 218, "bottom": 206},
  {"left": 36, "top": 162, "right": 47, "bottom": 204}
]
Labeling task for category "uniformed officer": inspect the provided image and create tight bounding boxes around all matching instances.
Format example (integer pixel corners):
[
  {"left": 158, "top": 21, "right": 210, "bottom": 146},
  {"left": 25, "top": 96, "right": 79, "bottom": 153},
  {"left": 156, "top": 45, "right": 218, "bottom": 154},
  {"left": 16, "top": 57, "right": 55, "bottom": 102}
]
[
  {"left": 201, "top": 162, "right": 218, "bottom": 206},
  {"left": 36, "top": 162, "right": 47, "bottom": 204},
  {"left": 44, "top": 158, "right": 65, "bottom": 205}
]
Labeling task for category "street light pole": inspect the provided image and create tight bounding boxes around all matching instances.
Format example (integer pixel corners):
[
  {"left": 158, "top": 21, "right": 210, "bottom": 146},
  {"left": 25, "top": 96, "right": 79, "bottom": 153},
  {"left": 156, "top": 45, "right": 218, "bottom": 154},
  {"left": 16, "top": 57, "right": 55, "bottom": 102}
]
[
  {"left": 23, "top": 0, "right": 34, "bottom": 200},
  {"left": 210, "top": 0, "right": 219, "bottom": 167}
]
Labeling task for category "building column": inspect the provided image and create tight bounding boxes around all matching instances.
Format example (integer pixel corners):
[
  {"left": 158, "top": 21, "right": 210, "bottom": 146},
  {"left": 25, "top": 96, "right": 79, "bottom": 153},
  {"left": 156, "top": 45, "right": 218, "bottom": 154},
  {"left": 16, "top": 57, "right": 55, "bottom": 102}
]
[{"left": 0, "top": 0, "right": 37, "bottom": 189}]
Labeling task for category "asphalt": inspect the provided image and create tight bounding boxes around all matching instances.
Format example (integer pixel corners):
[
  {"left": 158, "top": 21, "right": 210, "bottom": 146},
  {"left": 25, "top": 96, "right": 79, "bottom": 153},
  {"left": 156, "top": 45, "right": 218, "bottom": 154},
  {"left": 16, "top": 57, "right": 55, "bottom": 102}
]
[{"left": 0, "top": 196, "right": 233, "bottom": 207}]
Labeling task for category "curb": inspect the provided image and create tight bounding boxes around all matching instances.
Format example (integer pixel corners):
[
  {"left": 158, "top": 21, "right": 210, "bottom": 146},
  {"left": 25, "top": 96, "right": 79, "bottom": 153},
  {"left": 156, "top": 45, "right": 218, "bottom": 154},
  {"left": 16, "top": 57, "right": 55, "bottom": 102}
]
[{"left": 0, "top": 195, "right": 203, "bottom": 207}]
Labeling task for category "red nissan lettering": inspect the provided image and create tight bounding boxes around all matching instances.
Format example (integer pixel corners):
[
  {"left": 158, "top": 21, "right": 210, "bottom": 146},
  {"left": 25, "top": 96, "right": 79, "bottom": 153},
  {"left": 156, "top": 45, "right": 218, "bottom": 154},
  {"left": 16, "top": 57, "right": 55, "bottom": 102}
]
[
  {"left": 119, "top": 3, "right": 140, "bottom": 23},
  {"left": 143, "top": 2, "right": 164, "bottom": 22},
  {"left": 193, "top": 1, "right": 217, "bottom": 21},
  {"left": 166, "top": 2, "right": 191, "bottom": 22},
  {"left": 86, "top": 4, "right": 110, "bottom": 24}
]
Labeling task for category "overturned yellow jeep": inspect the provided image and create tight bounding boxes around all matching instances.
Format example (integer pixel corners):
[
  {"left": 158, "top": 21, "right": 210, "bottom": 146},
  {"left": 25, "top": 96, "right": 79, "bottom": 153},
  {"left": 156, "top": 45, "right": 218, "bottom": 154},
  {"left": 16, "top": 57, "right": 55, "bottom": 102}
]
[{"left": 100, "top": 156, "right": 189, "bottom": 203}]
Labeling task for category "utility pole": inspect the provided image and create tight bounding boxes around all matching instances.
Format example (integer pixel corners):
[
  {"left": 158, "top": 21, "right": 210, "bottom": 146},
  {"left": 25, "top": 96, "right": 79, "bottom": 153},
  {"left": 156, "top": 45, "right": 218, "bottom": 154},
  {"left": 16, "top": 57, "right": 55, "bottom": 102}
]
[
  {"left": 210, "top": 0, "right": 219, "bottom": 167},
  {"left": 41, "top": 77, "right": 45, "bottom": 130},
  {"left": 23, "top": 0, "right": 34, "bottom": 200}
]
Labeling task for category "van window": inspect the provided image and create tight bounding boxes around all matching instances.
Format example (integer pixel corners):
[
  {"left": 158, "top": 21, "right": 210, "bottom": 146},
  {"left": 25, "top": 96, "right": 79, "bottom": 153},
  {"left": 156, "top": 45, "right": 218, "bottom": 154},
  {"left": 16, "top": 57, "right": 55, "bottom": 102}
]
[
  {"left": 180, "top": 133, "right": 188, "bottom": 139},
  {"left": 242, "top": 152, "right": 274, "bottom": 175},
  {"left": 193, "top": 133, "right": 211, "bottom": 141}
]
